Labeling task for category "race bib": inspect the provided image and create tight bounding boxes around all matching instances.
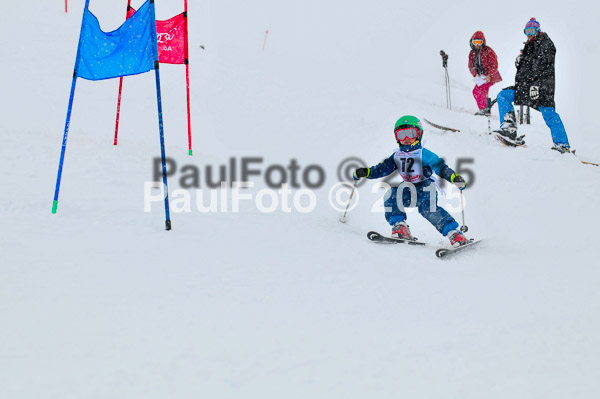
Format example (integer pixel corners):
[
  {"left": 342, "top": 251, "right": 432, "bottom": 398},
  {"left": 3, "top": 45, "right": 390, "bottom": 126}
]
[{"left": 394, "top": 149, "right": 425, "bottom": 183}]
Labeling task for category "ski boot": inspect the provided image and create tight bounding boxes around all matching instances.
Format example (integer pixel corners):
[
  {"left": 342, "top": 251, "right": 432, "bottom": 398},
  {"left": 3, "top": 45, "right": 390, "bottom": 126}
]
[
  {"left": 497, "top": 111, "right": 518, "bottom": 140},
  {"left": 551, "top": 144, "right": 571, "bottom": 154},
  {"left": 495, "top": 111, "right": 525, "bottom": 145},
  {"left": 391, "top": 221, "right": 413, "bottom": 240},
  {"left": 448, "top": 229, "right": 468, "bottom": 248},
  {"left": 475, "top": 108, "right": 491, "bottom": 117}
]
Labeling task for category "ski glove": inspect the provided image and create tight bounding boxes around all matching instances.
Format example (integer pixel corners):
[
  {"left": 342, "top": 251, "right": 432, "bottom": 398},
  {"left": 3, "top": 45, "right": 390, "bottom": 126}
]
[
  {"left": 353, "top": 168, "right": 370, "bottom": 180},
  {"left": 450, "top": 173, "right": 467, "bottom": 190}
]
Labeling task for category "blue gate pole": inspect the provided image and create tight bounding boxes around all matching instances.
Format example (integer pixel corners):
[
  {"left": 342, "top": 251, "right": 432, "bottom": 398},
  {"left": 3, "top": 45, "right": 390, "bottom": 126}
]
[
  {"left": 150, "top": 0, "right": 172, "bottom": 230},
  {"left": 154, "top": 64, "right": 172, "bottom": 231},
  {"left": 52, "top": 0, "right": 90, "bottom": 213},
  {"left": 52, "top": 75, "right": 78, "bottom": 213}
]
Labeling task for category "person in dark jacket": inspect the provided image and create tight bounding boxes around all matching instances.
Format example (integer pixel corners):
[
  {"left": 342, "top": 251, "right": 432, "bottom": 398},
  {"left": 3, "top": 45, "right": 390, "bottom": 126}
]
[
  {"left": 468, "top": 31, "right": 502, "bottom": 115},
  {"left": 494, "top": 18, "right": 571, "bottom": 152}
]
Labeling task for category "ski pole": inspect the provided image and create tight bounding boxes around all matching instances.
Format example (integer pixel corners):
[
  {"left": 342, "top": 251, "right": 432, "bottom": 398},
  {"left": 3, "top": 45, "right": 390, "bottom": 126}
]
[
  {"left": 339, "top": 180, "right": 358, "bottom": 223},
  {"left": 519, "top": 105, "right": 524, "bottom": 124},
  {"left": 459, "top": 190, "right": 468, "bottom": 232},
  {"left": 262, "top": 30, "right": 269, "bottom": 51},
  {"left": 446, "top": 68, "right": 452, "bottom": 110},
  {"left": 440, "top": 50, "right": 448, "bottom": 68},
  {"left": 486, "top": 97, "right": 492, "bottom": 134},
  {"left": 440, "top": 50, "right": 451, "bottom": 110}
]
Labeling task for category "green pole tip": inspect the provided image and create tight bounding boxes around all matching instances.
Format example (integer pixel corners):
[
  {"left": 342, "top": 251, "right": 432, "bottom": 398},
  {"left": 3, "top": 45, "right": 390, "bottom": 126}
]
[
  {"left": 188, "top": 149, "right": 193, "bottom": 156},
  {"left": 52, "top": 200, "right": 58, "bottom": 214}
]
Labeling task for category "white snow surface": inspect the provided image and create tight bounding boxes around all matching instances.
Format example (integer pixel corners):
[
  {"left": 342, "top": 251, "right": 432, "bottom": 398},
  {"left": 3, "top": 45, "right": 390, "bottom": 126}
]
[{"left": 1, "top": 1, "right": 600, "bottom": 398}]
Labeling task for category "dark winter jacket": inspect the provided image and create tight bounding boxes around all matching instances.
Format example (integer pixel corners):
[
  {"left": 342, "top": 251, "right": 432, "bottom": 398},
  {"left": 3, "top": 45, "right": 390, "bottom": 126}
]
[
  {"left": 468, "top": 31, "right": 502, "bottom": 85},
  {"left": 513, "top": 32, "right": 556, "bottom": 109}
]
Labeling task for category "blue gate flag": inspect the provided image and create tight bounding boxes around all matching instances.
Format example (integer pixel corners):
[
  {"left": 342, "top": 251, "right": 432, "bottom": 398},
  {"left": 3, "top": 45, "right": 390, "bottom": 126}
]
[{"left": 76, "top": 0, "right": 155, "bottom": 81}]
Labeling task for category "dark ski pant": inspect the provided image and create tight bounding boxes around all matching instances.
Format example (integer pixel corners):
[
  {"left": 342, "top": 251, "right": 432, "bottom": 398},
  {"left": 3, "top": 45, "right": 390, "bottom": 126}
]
[
  {"left": 384, "top": 180, "right": 458, "bottom": 237},
  {"left": 497, "top": 88, "right": 570, "bottom": 147}
]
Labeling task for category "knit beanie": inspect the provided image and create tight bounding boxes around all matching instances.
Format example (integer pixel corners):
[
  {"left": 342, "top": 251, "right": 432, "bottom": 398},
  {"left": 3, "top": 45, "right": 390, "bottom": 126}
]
[{"left": 525, "top": 18, "right": 540, "bottom": 30}]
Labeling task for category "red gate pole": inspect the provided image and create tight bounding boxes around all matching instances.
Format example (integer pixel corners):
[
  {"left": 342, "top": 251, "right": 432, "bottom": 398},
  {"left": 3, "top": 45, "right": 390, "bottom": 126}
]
[
  {"left": 184, "top": 0, "right": 192, "bottom": 155},
  {"left": 113, "top": 1, "right": 132, "bottom": 145}
]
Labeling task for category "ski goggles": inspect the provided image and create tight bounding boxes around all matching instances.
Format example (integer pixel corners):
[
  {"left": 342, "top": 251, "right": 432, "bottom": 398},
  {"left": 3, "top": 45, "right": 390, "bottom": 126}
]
[
  {"left": 395, "top": 126, "right": 420, "bottom": 141},
  {"left": 524, "top": 27, "right": 539, "bottom": 36},
  {"left": 471, "top": 39, "right": 484, "bottom": 46}
]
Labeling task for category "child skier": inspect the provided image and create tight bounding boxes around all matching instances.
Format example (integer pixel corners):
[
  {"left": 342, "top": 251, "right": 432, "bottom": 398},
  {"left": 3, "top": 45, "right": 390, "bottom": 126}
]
[{"left": 353, "top": 115, "right": 469, "bottom": 247}]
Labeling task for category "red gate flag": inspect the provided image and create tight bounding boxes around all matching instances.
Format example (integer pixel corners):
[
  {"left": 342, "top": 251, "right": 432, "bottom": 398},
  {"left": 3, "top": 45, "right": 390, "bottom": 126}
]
[
  {"left": 117, "top": 4, "right": 192, "bottom": 155},
  {"left": 128, "top": 8, "right": 186, "bottom": 64}
]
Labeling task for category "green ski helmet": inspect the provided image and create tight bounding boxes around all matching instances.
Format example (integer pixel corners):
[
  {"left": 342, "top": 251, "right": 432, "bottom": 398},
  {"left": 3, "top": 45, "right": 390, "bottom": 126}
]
[{"left": 394, "top": 115, "right": 424, "bottom": 145}]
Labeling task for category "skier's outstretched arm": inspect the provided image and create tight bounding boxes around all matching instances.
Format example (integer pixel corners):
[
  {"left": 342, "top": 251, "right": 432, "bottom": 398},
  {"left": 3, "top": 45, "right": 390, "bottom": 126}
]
[
  {"left": 423, "top": 149, "right": 467, "bottom": 190},
  {"left": 353, "top": 154, "right": 397, "bottom": 180}
]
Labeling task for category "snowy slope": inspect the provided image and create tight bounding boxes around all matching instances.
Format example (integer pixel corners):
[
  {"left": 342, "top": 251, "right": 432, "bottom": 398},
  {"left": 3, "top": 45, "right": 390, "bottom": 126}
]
[{"left": 1, "top": 1, "right": 600, "bottom": 398}]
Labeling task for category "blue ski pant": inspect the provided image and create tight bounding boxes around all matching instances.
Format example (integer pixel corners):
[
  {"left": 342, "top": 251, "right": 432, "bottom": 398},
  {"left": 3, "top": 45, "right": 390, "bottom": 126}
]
[
  {"left": 497, "top": 89, "right": 570, "bottom": 147},
  {"left": 384, "top": 180, "right": 458, "bottom": 237}
]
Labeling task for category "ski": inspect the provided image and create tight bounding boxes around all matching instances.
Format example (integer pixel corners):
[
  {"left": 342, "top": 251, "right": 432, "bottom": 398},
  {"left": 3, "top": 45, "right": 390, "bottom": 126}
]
[
  {"left": 435, "top": 239, "right": 481, "bottom": 258},
  {"left": 494, "top": 132, "right": 527, "bottom": 147},
  {"left": 367, "top": 231, "right": 427, "bottom": 246},
  {"left": 424, "top": 118, "right": 461, "bottom": 132},
  {"left": 580, "top": 160, "right": 599, "bottom": 167},
  {"left": 571, "top": 150, "right": 599, "bottom": 166}
]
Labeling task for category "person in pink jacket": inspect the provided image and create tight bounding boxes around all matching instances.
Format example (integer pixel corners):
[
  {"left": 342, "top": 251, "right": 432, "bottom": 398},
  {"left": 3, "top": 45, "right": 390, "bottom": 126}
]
[{"left": 468, "top": 31, "right": 502, "bottom": 115}]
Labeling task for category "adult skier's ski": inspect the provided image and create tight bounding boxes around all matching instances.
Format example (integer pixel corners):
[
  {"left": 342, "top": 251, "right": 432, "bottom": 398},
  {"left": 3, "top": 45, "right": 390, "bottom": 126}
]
[
  {"left": 424, "top": 118, "right": 461, "bottom": 132},
  {"left": 494, "top": 133, "right": 527, "bottom": 147},
  {"left": 571, "top": 150, "right": 599, "bottom": 166},
  {"left": 579, "top": 160, "right": 599, "bottom": 166},
  {"left": 435, "top": 239, "right": 481, "bottom": 258},
  {"left": 367, "top": 231, "right": 427, "bottom": 246}
]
